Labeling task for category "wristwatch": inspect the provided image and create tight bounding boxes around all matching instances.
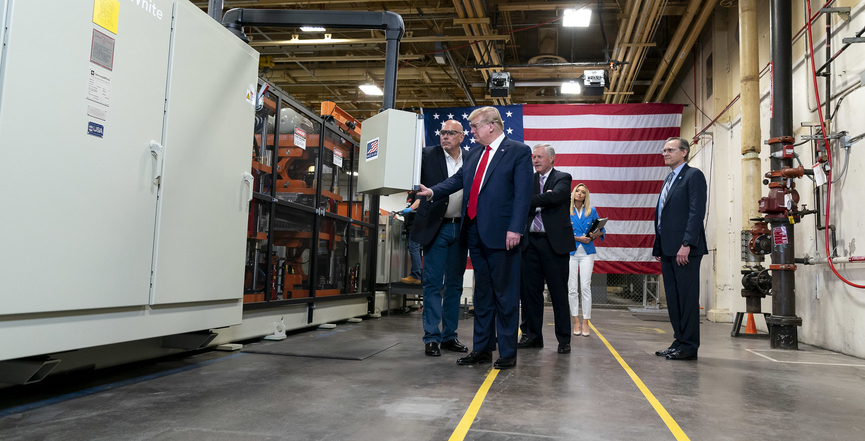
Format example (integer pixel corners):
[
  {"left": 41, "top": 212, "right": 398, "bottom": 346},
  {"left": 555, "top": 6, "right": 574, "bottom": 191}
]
[{"left": 682, "top": 240, "right": 691, "bottom": 248}]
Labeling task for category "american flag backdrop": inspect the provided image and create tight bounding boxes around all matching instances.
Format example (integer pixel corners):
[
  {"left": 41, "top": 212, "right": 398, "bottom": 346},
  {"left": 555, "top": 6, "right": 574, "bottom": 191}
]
[
  {"left": 422, "top": 103, "right": 684, "bottom": 275},
  {"left": 423, "top": 105, "right": 523, "bottom": 151}
]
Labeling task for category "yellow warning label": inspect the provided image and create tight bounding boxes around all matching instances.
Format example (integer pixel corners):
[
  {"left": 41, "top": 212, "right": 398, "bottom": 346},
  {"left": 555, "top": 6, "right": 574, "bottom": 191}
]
[{"left": 93, "top": 0, "right": 120, "bottom": 35}]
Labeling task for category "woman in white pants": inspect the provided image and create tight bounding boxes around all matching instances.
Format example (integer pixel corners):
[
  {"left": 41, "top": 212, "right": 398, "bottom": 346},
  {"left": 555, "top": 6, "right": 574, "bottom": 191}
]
[{"left": 568, "top": 184, "right": 604, "bottom": 336}]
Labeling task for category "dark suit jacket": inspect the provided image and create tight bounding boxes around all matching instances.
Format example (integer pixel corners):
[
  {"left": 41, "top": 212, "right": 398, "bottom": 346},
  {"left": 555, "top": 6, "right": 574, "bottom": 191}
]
[
  {"left": 524, "top": 168, "right": 576, "bottom": 255},
  {"left": 430, "top": 136, "right": 533, "bottom": 249},
  {"left": 411, "top": 145, "right": 461, "bottom": 248},
  {"left": 652, "top": 163, "right": 709, "bottom": 257}
]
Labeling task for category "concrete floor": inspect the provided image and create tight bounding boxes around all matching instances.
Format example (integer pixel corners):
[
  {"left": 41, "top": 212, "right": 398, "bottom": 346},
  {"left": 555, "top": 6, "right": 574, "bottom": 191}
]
[{"left": 2, "top": 308, "right": 865, "bottom": 440}]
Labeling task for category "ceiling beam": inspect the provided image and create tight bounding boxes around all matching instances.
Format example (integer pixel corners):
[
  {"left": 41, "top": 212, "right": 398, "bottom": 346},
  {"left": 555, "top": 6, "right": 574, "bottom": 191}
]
[
  {"left": 249, "top": 34, "right": 510, "bottom": 47},
  {"left": 272, "top": 54, "right": 424, "bottom": 63},
  {"left": 453, "top": 18, "right": 490, "bottom": 25}
]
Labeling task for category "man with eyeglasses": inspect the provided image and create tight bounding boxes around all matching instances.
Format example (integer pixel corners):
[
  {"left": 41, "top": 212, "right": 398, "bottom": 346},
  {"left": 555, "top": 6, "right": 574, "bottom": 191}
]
[
  {"left": 411, "top": 120, "right": 470, "bottom": 357},
  {"left": 416, "top": 107, "right": 533, "bottom": 369},
  {"left": 652, "top": 137, "right": 708, "bottom": 361}
]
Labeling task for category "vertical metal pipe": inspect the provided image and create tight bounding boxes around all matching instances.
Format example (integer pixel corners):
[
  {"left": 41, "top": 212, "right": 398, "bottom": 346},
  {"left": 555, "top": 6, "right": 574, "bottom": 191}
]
[
  {"left": 208, "top": 0, "right": 224, "bottom": 22},
  {"left": 767, "top": 0, "right": 801, "bottom": 349},
  {"left": 382, "top": 34, "right": 401, "bottom": 110},
  {"left": 825, "top": 12, "right": 832, "bottom": 137},
  {"left": 740, "top": 0, "right": 762, "bottom": 230}
]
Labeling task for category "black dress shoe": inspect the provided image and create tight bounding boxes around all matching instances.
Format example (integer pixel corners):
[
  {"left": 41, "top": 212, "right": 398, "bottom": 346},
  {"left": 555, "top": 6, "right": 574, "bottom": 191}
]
[
  {"left": 425, "top": 342, "right": 441, "bottom": 356},
  {"left": 557, "top": 344, "right": 571, "bottom": 354},
  {"left": 655, "top": 347, "right": 677, "bottom": 356},
  {"left": 516, "top": 338, "right": 544, "bottom": 349},
  {"left": 665, "top": 350, "right": 697, "bottom": 361},
  {"left": 493, "top": 357, "right": 516, "bottom": 369},
  {"left": 457, "top": 351, "right": 493, "bottom": 365},
  {"left": 440, "top": 338, "right": 468, "bottom": 352}
]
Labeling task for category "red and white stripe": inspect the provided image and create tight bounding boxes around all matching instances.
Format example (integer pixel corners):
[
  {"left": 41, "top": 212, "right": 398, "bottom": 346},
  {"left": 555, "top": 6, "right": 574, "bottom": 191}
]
[{"left": 523, "top": 103, "right": 684, "bottom": 274}]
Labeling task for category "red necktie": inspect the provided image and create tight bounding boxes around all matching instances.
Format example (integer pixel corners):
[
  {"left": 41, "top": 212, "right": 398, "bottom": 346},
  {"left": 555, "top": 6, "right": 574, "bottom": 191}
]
[{"left": 467, "top": 146, "right": 492, "bottom": 219}]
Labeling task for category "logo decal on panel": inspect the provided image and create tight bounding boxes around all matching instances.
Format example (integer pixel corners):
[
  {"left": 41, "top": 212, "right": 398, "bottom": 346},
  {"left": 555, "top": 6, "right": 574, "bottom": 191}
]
[{"left": 366, "top": 138, "right": 379, "bottom": 162}]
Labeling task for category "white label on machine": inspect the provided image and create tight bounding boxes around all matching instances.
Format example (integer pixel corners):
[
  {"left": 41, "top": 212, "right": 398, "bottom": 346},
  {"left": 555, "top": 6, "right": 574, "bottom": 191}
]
[
  {"left": 773, "top": 226, "right": 788, "bottom": 245},
  {"left": 334, "top": 148, "right": 344, "bottom": 168},
  {"left": 87, "top": 105, "right": 107, "bottom": 121},
  {"left": 90, "top": 29, "right": 115, "bottom": 70},
  {"left": 294, "top": 127, "right": 307, "bottom": 150},
  {"left": 86, "top": 68, "right": 111, "bottom": 106},
  {"left": 813, "top": 163, "right": 827, "bottom": 186}
]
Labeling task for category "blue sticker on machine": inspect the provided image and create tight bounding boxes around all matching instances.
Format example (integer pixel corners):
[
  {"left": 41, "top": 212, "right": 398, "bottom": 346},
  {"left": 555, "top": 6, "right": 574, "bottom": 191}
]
[
  {"left": 87, "top": 121, "right": 104, "bottom": 138},
  {"left": 366, "top": 137, "right": 379, "bottom": 161}
]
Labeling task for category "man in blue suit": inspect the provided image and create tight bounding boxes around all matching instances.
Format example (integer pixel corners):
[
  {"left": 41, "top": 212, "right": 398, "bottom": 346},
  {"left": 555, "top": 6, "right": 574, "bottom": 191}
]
[
  {"left": 652, "top": 137, "right": 708, "bottom": 361},
  {"left": 417, "top": 106, "right": 533, "bottom": 369},
  {"left": 411, "top": 119, "right": 469, "bottom": 357}
]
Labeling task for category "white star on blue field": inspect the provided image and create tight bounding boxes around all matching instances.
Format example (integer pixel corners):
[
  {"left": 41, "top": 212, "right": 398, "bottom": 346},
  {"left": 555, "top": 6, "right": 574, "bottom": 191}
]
[{"left": 421, "top": 105, "right": 524, "bottom": 150}]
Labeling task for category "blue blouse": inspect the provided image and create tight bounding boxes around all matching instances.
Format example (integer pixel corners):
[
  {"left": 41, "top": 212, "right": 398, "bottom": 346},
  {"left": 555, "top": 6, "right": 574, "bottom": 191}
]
[{"left": 570, "top": 207, "right": 605, "bottom": 256}]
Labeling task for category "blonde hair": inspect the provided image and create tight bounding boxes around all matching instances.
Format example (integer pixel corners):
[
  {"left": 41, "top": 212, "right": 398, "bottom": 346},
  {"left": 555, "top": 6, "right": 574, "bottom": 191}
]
[
  {"left": 570, "top": 183, "right": 592, "bottom": 216},
  {"left": 468, "top": 106, "right": 504, "bottom": 132}
]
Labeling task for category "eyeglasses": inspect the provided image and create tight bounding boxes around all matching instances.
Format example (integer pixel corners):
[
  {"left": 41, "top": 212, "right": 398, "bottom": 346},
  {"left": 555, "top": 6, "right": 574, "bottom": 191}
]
[
  {"left": 661, "top": 148, "right": 683, "bottom": 154},
  {"left": 440, "top": 130, "right": 462, "bottom": 137},
  {"left": 469, "top": 120, "right": 491, "bottom": 129}
]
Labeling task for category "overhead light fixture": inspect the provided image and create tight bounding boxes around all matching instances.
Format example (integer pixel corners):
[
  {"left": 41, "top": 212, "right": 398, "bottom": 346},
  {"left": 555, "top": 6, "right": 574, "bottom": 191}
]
[
  {"left": 563, "top": 8, "right": 592, "bottom": 27},
  {"left": 300, "top": 26, "right": 326, "bottom": 32},
  {"left": 561, "top": 80, "right": 582, "bottom": 94},
  {"left": 434, "top": 40, "right": 447, "bottom": 65},
  {"left": 359, "top": 84, "right": 384, "bottom": 96}
]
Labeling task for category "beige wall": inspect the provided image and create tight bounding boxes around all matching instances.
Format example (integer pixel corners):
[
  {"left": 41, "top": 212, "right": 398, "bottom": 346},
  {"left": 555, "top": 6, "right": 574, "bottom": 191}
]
[{"left": 667, "top": 1, "right": 865, "bottom": 357}]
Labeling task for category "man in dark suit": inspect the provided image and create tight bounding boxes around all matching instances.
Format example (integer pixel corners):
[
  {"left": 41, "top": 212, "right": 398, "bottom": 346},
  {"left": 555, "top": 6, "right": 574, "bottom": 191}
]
[
  {"left": 652, "top": 137, "right": 708, "bottom": 361},
  {"left": 412, "top": 119, "right": 469, "bottom": 357},
  {"left": 416, "top": 106, "right": 533, "bottom": 369},
  {"left": 518, "top": 144, "right": 576, "bottom": 354}
]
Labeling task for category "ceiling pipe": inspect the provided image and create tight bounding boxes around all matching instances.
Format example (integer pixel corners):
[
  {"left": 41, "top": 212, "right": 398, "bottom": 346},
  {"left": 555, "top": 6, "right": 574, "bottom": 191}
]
[
  {"left": 643, "top": 0, "right": 701, "bottom": 102},
  {"left": 654, "top": 0, "right": 720, "bottom": 102},
  {"left": 615, "top": 0, "right": 664, "bottom": 103},
  {"left": 613, "top": 0, "right": 659, "bottom": 103},
  {"left": 460, "top": 62, "right": 610, "bottom": 68},
  {"left": 606, "top": 0, "right": 643, "bottom": 103}
]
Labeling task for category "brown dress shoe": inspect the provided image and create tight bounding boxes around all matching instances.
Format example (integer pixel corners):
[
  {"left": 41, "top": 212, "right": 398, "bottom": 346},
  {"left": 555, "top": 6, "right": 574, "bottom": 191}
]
[{"left": 399, "top": 276, "right": 421, "bottom": 284}]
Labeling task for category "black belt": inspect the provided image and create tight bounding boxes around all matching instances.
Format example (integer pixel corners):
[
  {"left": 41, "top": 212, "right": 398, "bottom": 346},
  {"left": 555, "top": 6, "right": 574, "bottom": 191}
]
[
  {"left": 529, "top": 231, "right": 546, "bottom": 236},
  {"left": 443, "top": 217, "right": 461, "bottom": 224}
]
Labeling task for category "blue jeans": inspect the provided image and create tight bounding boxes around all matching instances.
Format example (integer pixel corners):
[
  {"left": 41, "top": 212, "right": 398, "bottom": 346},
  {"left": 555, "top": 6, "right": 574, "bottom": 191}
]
[
  {"left": 422, "top": 222, "right": 468, "bottom": 344},
  {"left": 408, "top": 238, "right": 422, "bottom": 279}
]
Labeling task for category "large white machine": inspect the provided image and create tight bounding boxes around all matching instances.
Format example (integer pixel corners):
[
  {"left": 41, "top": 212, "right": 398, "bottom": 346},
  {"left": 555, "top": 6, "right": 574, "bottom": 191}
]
[{"left": 0, "top": 0, "right": 259, "bottom": 380}]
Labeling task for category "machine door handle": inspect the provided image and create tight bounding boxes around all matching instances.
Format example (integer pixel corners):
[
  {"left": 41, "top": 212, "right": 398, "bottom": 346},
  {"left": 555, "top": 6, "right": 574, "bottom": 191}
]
[
  {"left": 149, "top": 141, "right": 165, "bottom": 186},
  {"left": 243, "top": 172, "right": 255, "bottom": 202}
]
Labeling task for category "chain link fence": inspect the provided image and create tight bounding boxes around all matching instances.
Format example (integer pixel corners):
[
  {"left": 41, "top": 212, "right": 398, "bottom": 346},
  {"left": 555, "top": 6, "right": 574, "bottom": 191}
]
[{"left": 587, "top": 273, "right": 663, "bottom": 310}]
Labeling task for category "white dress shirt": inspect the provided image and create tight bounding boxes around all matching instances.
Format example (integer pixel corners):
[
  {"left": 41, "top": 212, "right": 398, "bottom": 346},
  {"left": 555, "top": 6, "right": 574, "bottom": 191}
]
[
  {"left": 443, "top": 148, "right": 463, "bottom": 218},
  {"left": 474, "top": 132, "right": 506, "bottom": 190},
  {"left": 529, "top": 168, "right": 553, "bottom": 233}
]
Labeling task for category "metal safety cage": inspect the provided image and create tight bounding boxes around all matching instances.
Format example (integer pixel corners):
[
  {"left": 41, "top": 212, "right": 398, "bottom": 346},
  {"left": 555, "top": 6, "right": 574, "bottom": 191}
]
[{"left": 243, "top": 79, "right": 379, "bottom": 318}]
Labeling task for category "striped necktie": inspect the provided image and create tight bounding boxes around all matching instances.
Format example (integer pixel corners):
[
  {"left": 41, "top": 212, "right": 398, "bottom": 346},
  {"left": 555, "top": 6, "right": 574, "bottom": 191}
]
[
  {"left": 531, "top": 174, "right": 546, "bottom": 232},
  {"left": 657, "top": 172, "right": 674, "bottom": 228}
]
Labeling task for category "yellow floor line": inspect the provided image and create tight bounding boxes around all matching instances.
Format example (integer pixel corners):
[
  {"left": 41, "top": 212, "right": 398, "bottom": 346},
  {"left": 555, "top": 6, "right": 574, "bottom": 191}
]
[
  {"left": 450, "top": 330, "right": 522, "bottom": 440},
  {"left": 590, "top": 322, "right": 690, "bottom": 441},
  {"left": 448, "top": 366, "right": 500, "bottom": 441}
]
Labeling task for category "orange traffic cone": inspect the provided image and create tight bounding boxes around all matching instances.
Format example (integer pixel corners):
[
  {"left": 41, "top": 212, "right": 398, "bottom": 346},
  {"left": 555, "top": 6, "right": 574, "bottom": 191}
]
[{"left": 745, "top": 313, "right": 758, "bottom": 334}]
